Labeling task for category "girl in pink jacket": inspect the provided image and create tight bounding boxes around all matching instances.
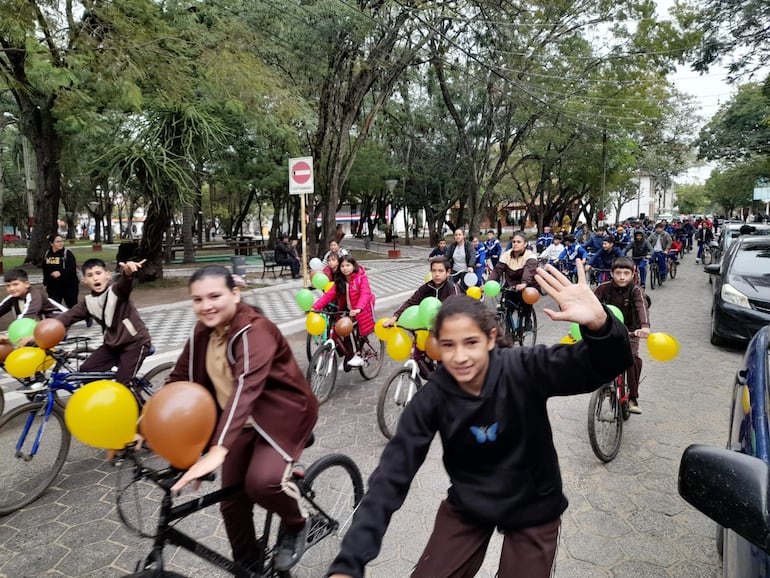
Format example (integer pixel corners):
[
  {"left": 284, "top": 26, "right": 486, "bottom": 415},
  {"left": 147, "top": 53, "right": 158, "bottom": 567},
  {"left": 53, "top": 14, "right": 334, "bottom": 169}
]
[{"left": 313, "top": 255, "right": 375, "bottom": 366}]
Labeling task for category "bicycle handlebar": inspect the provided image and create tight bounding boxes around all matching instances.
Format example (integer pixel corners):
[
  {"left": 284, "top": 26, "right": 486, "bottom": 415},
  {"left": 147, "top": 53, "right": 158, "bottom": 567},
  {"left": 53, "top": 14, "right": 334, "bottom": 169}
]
[{"left": 114, "top": 442, "right": 216, "bottom": 492}]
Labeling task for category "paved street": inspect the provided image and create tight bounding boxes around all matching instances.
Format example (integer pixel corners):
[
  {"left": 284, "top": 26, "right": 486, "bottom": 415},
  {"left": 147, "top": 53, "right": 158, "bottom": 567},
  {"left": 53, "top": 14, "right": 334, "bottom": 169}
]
[{"left": 0, "top": 250, "right": 741, "bottom": 577}]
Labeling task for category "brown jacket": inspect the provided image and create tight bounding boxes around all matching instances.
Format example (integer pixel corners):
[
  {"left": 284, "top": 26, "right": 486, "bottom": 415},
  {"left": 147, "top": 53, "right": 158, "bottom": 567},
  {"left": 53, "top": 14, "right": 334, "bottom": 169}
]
[
  {"left": 593, "top": 282, "right": 650, "bottom": 331},
  {"left": 488, "top": 249, "right": 538, "bottom": 288},
  {"left": 169, "top": 303, "right": 318, "bottom": 458},
  {"left": 0, "top": 286, "right": 67, "bottom": 320}
]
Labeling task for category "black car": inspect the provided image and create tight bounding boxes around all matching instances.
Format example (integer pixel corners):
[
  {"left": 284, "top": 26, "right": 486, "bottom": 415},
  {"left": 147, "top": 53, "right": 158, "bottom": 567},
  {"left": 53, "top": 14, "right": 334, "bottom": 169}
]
[{"left": 705, "top": 236, "right": 770, "bottom": 345}]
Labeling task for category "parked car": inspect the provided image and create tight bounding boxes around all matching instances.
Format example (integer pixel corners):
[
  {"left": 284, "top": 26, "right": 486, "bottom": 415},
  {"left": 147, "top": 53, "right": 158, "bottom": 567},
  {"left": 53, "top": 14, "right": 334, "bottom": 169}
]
[
  {"left": 679, "top": 325, "right": 770, "bottom": 576},
  {"left": 704, "top": 236, "right": 770, "bottom": 345},
  {"left": 718, "top": 222, "right": 770, "bottom": 258}
]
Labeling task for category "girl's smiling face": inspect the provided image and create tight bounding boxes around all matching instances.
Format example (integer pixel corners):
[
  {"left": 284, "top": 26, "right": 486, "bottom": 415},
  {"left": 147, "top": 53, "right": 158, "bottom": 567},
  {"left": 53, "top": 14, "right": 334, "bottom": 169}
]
[
  {"left": 190, "top": 276, "right": 240, "bottom": 329},
  {"left": 437, "top": 313, "right": 496, "bottom": 396}
]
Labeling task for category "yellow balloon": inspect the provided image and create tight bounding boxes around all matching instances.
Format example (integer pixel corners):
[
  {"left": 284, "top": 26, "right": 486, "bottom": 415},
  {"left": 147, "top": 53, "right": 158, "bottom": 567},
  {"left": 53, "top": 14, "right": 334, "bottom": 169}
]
[
  {"left": 559, "top": 334, "right": 577, "bottom": 345},
  {"left": 424, "top": 272, "right": 432, "bottom": 283},
  {"left": 324, "top": 281, "right": 334, "bottom": 293},
  {"left": 646, "top": 332, "right": 680, "bottom": 362},
  {"left": 386, "top": 328, "right": 413, "bottom": 362},
  {"left": 306, "top": 312, "right": 326, "bottom": 336},
  {"left": 742, "top": 385, "right": 751, "bottom": 415},
  {"left": 4, "top": 347, "right": 47, "bottom": 379},
  {"left": 415, "top": 330, "right": 429, "bottom": 351},
  {"left": 374, "top": 318, "right": 394, "bottom": 341},
  {"left": 466, "top": 286, "right": 482, "bottom": 300},
  {"left": 64, "top": 380, "right": 138, "bottom": 449}
]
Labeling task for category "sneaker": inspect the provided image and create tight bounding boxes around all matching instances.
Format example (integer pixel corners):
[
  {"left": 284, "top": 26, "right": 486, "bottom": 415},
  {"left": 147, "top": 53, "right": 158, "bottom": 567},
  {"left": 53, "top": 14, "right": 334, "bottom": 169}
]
[
  {"left": 274, "top": 522, "right": 309, "bottom": 571},
  {"left": 695, "top": 258, "right": 701, "bottom": 264},
  {"left": 15, "top": 381, "right": 46, "bottom": 394},
  {"left": 628, "top": 400, "right": 642, "bottom": 414},
  {"left": 347, "top": 354, "right": 364, "bottom": 367}
]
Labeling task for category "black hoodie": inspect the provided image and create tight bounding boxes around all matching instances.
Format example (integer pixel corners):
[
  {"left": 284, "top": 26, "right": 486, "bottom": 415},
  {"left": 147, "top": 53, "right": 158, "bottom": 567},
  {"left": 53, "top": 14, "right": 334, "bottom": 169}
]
[{"left": 327, "top": 311, "right": 632, "bottom": 578}]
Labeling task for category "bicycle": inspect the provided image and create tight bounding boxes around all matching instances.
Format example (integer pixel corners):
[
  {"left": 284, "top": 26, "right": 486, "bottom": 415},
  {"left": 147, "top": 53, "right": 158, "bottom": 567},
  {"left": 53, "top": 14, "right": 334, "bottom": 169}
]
[
  {"left": 305, "top": 305, "right": 337, "bottom": 362},
  {"left": 305, "top": 310, "right": 384, "bottom": 404},
  {"left": 587, "top": 370, "right": 630, "bottom": 462},
  {"left": 497, "top": 288, "right": 537, "bottom": 347},
  {"left": 0, "top": 349, "right": 173, "bottom": 515},
  {"left": 648, "top": 257, "right": 661, "bottom": 290},
  {"left": 114, "top": 441, "right": 364, "bottom": 577},
  {"left": 587, "top": 267, "right": 612, "bottom": 287},
  {"left": 668, "top": 254, "right": 679, "bottom": 279},
  {"left": 376, "top": 329, "right": 436, "bottom": 439}
]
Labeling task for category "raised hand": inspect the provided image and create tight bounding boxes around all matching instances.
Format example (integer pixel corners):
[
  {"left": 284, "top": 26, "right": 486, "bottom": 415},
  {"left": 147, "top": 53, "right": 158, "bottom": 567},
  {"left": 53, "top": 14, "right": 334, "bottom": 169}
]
[
  {"left": 118, "top": 259, "right": 146, "bottom": 277},
  {"left": 534, "top": 259, "right": 607, "bottom": 332}
]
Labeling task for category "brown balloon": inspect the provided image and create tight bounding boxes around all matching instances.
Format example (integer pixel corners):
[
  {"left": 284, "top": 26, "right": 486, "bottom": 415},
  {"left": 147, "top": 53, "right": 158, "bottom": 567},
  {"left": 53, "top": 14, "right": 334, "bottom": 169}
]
[
  {"left": 522, "top": 287, "right": 540, "bottom": 305},
  {"left": 0, "top": 342, "right": 14, "bottom": 363},
  {"left": 335, "top": 316, "right": 354, "bottom": 337},
  {"left": 33, "top": 318, "right": 67, "bottom": 350},
  {"left": 139, "top": 381, "right": 217, "bottom": 469},
  {"left": 425, "top": 335, "right": 442, "bottom": 362}
]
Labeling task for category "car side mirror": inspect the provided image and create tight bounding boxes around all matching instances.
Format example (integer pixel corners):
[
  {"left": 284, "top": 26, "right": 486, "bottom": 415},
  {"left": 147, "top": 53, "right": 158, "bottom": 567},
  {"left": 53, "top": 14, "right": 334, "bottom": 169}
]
[
  {"left": 679, "top": 444, "right": 770, "bottom": 554},
  {"left": 704, "top": 264, "right": 720, "bottom": 275}
]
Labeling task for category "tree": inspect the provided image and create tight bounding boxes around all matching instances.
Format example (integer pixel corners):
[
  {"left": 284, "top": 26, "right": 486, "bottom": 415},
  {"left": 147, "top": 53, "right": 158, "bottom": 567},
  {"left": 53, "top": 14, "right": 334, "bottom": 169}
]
[
  {"left": 697, "top": 83, "right": 770, "bottom": 162},
  {"left": 705, "top": 161, "right": 769, "bottom": 217},
  {"left": 674, "top": 183, "right": 709, "bottom": 214}
]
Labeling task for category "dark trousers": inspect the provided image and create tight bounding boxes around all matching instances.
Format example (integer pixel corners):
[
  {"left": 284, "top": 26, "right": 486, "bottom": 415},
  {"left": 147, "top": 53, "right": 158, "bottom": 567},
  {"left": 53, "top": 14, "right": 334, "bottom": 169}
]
[
  {"left": 627, "top": 336, "right": 642, "bottom": 400},
  {"left": 278, "top": 257, "right": 300, "bottom": 276},
  {"left": 220, "top": 427, "right": 305, "bottom": 564},
  {"left": 80, "top": 343, "right": 149, "bottom": 385},
  {"left": 412, "top": 500, "right": 560, "bottom": 577}
]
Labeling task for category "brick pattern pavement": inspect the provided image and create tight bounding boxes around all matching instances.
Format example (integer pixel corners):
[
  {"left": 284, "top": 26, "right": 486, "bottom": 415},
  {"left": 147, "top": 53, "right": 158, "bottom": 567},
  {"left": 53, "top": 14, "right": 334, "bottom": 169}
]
[{"left": 0, "top": 253, "right": 736, "bottom": 577}]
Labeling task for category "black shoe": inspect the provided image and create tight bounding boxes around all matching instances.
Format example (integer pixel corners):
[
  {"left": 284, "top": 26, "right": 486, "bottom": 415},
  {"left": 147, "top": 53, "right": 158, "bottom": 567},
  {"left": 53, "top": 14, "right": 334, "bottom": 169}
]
[{"left": 274, "top": 522, "right": 309, "bottom": 571}]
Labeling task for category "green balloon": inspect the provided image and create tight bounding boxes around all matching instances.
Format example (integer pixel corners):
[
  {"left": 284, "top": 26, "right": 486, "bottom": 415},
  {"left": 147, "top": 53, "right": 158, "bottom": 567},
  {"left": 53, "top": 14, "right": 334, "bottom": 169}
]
[
  {"left": 398, "top": 305, "right": 424, "bottom": 330},
  {"left": 569, "top": 322, "right": 583, "bottom": 342},
  {"left": 312, "top": 273, "right": 330, "bottom": 291},
  {"left": 606, "top": 304, "right": 624, "bottom": 324},
  {"left": 484, "top": 280, "right": 501, "bottom": 297},
  {"left": 418, "top": 297, "right": 442, "bottom": 328},
  {"left": 295, "top": 289, "right": 315, "bottom": 312},
  {"left": 8, "top": 317, "right": 37, "bottom": 345}
]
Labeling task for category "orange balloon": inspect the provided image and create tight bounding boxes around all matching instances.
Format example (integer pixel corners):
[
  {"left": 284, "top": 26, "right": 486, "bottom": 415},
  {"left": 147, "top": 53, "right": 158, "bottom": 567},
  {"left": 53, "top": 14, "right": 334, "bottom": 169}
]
[
  {"left": 522, "top": 287, "right": 540, "bottom": 304},
  {"left": 0, "top": 342, "right": 13, "bottom": 362},
  {"left": 425, "top": 335, "right": 442, "bottom": 361},
  {"left": 33, "top": 318, "right": 66, "bottom": 350},
  {"left": 139, "top": 381, "right": 217, "bottom": 469},
  {"left": 335, "top": 316, "right": 354, "bottom": 337}
]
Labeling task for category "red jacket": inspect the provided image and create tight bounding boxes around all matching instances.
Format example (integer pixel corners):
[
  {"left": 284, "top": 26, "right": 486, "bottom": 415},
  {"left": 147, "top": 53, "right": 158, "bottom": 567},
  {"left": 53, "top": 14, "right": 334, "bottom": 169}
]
[
  {"left": 168, "top": 303, "right": 318, "bottom": 458},
  {"left": 313, "top": 268, "right": 375, "bottom": 335}
]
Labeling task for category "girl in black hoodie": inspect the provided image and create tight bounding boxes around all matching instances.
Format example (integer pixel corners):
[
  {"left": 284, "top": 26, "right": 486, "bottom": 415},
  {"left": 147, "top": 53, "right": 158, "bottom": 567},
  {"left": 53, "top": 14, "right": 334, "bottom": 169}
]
[{"left": 328, "top": 261, "right": 632, "bottom": 578}]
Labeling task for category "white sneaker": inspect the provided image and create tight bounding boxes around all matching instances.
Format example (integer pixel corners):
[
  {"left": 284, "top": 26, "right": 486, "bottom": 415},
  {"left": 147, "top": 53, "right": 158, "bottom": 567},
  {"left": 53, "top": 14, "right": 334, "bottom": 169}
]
[
  {"left": 347, "top": 355, "right": 364, "bottom": 367},
  {"left": 16, "top": 382, "right": 46, "bottom": 394},
  {"left": 695, "top": 258, "right": 701, "bottom": 264}
]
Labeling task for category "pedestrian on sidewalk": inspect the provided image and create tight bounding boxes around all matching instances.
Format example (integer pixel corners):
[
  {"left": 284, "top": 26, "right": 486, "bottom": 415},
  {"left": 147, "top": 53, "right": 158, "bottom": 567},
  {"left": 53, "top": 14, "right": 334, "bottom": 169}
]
[
  {"left": 275, "top": 234, "right": 301, "bottom": 279},
  {"left": 327, "top": 265, "right": 632, "bottom": 578},
  {"left": 42, "top": 233, "right": 80, "bottom": 309}
]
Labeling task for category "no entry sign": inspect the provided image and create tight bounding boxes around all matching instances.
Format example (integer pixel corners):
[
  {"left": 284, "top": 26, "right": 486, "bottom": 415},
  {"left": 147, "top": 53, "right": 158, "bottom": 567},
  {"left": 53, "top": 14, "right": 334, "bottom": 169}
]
[{"left": 289, "top": 157, "right": 314, "bottom": 194}]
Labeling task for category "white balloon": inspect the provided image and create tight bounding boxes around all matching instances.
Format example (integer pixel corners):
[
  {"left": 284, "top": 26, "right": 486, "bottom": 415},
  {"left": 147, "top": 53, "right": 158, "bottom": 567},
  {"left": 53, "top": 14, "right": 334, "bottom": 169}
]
[
  {"left": 309, "top": 258, "right": 324, "bottom": 270},
  {"left": 463, "top": 272, "right": 477, "bottom": 287}
]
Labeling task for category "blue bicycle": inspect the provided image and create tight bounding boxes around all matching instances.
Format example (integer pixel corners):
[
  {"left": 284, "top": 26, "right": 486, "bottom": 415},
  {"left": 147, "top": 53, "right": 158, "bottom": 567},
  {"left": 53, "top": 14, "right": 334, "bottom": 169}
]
[{"left": 0, "top": 340, "right": 173, "bottom": 515}]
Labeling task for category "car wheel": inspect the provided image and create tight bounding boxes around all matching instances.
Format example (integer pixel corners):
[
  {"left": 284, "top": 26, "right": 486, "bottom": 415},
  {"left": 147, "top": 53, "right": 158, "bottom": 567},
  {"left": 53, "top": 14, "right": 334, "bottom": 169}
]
[{"left": 710, "top": 309, "right": 727, "bottom": 346}]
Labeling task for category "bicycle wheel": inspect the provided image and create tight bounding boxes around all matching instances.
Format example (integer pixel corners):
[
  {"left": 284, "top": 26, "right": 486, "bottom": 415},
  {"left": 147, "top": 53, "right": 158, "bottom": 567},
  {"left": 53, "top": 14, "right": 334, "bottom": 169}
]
[
  {"left": 358, "top": 333, "right": 385, "bottom": 380},
  {"left": 135, "top": 361, "right": 175, "bottom": 405},
  {"left": 521, "top": 308, "right": 537, "bottom": 347},
  {"left": 294, "top": 454, "right": 364, "bottom": 576},
  {"left": 669, "top": 261, "right": 677, "bottom": 279},
  {"left": 702, "top": 247, "right": 712, "bottom": 265},
  {"left": 587, "top": 384, "right": 623, "bottom": 463},
  {"left": 306, "top": 343, "right": 338, "bottom": 404},
  {"left": 0, "top": 401, "right": 70, "bottom": 515},
  {"left": 649, "top": 263, "right": 657, "bottom": 290},
  {"left": 376, "top": 368, "right": 420, "bottom": 440},
  {"left": 306, "top": 332, "right": 325, "bottom": 362}
]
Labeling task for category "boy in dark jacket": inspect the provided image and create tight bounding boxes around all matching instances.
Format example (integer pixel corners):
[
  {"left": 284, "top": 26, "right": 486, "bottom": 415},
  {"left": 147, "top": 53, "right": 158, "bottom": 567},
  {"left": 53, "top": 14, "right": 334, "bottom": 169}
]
[
  {"left": 593, "top": 257, "right": 651, "bottom": 413},
  {"left": 55, "top": 258, "right": 152, "bottom": 385},
  {"left": 383, "top": 256, "right": 461, "bottom": 327},
  {"left": 0, "top": 268, "right": 66, "bottom": 325}
]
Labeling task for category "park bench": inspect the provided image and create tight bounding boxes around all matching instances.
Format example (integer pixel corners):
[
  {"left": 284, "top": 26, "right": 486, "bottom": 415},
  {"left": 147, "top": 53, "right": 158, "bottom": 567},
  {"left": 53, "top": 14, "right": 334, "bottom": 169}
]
[{"left": 260, "top": 250, "right": 290, "bottom": 279}]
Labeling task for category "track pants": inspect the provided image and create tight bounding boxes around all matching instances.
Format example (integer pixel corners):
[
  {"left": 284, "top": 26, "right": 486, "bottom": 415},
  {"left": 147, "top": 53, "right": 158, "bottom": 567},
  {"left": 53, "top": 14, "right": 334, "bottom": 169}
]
[{"left": 411, "top": 500, "right": 560, "bottom": 577}]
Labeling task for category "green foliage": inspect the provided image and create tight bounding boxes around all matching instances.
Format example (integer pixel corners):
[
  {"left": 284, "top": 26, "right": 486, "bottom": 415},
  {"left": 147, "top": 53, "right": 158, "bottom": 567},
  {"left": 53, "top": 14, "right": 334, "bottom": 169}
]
[
  {"left": 705, "top": 160, "right": 770, "bottom": 215},
  {"left": 674, "top": 183, "right": 709, "bottom": 214}
]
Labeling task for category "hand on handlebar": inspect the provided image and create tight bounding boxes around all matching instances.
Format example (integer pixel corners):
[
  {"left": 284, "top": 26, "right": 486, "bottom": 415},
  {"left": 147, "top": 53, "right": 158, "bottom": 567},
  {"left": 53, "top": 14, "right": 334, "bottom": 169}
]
[
  {"left": 171, "top": 445, "right": 229, "bottom": 493},
  {"left": 632, "top": 328, "right": 650, "bottom": 338},
  {"left": 382, "top": 317, "right": 397, "bottom": 328}
]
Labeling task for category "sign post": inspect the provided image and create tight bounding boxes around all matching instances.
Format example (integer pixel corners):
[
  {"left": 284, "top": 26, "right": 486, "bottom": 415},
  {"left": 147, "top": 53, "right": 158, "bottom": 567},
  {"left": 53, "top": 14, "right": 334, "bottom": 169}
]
[{"left": 289, "top": 157, "right": 314, "bottom": 285}]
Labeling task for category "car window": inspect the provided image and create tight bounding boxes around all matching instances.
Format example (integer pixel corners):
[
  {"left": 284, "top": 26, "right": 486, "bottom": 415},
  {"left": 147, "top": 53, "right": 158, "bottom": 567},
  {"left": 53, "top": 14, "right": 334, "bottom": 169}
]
[{"left": 730, "top": 248, "right": 770, "bottom": 275}]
